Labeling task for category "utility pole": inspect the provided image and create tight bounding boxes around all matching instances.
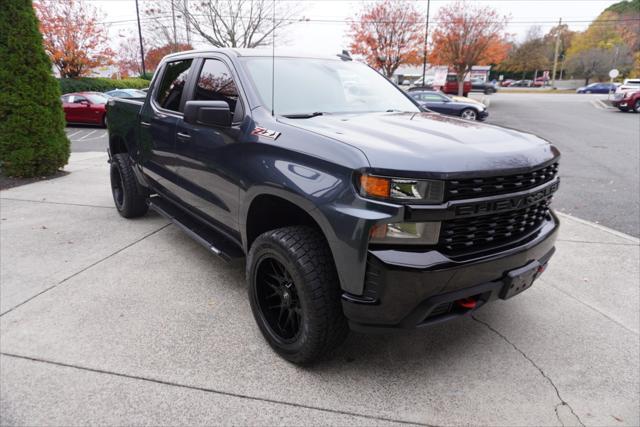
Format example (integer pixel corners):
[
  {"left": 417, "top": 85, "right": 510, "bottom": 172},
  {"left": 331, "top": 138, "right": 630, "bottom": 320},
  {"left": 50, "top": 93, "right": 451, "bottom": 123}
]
[
  {"left": 420, "top": 0, "right": 431, "bottom": 87},
  {"left": 184, "top": 0, "right": 191, "bottom": 45},
  {"left": 171, "top": 0, "right": 177, "bottom": 48},
  {"left": 551, "top": 17, "right": 562, "bottom": 89},
  {"left": 135, "top": 0, "right": 146, "bottom": 76}
]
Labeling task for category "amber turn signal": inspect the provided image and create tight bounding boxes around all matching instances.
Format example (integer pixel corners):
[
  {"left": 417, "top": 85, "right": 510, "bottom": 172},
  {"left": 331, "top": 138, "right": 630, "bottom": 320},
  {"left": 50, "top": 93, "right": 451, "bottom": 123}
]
[{"left": 360, "top": 175, "right": 391, "bottom": 198}]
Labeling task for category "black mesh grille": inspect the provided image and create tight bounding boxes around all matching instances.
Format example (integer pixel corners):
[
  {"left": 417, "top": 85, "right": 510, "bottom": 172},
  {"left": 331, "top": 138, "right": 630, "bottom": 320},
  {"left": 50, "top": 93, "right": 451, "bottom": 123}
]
[
  {"left": 440, "top": 199, "right": 551, "bottom": 254},
  {"left": 446, "top": 163, "right": 559, "bottom": 201}
]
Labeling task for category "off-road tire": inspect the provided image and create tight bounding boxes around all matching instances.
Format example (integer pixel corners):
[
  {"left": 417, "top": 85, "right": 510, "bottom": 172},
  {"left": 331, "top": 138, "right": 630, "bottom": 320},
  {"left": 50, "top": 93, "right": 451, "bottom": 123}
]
[
  {"left": 110, "top": 153, "right": 148, "bottom": 218},
  {"left": 247, "top": 226, "right": 348, "bottom": 364}
]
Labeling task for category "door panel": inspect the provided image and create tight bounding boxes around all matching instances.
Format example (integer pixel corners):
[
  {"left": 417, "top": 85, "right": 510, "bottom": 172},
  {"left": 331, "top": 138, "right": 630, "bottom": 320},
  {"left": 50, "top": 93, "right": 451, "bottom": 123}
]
[
  {"left": 173, "top": 58, "right": 245, "bottom": 232},
  {"left": 139, "top": 58, "right": 193, "bottom": 197}
]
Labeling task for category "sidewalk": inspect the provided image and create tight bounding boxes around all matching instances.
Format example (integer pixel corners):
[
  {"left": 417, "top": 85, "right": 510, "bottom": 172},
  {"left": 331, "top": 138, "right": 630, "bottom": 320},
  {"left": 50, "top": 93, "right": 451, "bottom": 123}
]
[{"left": 1, "top": 153, "right": 638, "bottom": 426}]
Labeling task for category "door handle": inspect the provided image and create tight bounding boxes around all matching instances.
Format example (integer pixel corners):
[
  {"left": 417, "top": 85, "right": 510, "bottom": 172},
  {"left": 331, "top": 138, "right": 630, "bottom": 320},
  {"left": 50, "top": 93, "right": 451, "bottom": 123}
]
[
  {"left": 177, "top": 132, "right": 191, "bottom": 141},
  {"left": 140, "top": 121, "right": 151, "bottom": 127}
]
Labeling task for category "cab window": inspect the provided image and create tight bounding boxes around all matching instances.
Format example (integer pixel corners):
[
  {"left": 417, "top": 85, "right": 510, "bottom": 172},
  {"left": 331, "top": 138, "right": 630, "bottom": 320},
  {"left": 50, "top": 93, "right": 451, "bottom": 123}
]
[
  {"left": 155, "top": 59, "right": 193, "bottom": 112},
  {"left": 194, "top": 59, "right": 242, "bottom": 121}
]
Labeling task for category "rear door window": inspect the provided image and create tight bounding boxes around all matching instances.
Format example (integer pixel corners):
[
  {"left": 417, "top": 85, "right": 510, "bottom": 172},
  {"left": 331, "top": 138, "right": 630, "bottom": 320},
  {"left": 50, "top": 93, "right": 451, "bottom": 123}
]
[{"left": 155, "top": 59, "right": 193, "bottom": 112}]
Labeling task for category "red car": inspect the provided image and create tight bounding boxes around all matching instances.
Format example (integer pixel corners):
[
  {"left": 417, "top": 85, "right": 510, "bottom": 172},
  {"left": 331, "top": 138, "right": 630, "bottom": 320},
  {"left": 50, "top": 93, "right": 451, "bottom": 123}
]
[
  {"left": 61, "top": 92, "right": 109, "bottom": 127},
  {"left": 612, "top": 90, "right": 640, "bottom": 113},
  {"left": 442, "top": 74, "right": 472, "bottom": 96}
]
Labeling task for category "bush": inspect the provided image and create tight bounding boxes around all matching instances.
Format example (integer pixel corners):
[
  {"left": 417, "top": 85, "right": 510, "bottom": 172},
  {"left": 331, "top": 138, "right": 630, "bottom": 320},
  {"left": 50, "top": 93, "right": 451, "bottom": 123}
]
[
  {"left": 58, "top": 77, "right": 151, "bottom": 94},
  {"left": 0, "top": 0, "right": 69, "bottom": 177}
]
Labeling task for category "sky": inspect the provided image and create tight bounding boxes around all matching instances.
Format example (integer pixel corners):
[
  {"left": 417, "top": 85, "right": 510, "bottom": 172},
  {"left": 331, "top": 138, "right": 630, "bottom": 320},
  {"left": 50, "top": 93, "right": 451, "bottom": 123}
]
[{"left": 87, "top": 0, "right": 624, "bottom": 54}]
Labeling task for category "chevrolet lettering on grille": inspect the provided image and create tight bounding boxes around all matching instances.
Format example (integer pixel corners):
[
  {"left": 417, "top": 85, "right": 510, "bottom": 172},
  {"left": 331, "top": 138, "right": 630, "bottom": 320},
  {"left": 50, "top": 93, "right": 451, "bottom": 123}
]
[{"left": 454, "top": 180, "right": 559, "bottom": 217}]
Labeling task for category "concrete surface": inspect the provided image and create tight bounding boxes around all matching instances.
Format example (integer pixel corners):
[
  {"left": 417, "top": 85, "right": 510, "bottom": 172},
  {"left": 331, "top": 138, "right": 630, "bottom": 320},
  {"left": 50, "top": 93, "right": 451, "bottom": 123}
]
[
  {"left": 483, "top": 92, "right": 640, "bottom": 237},
  {"left": 1, "top": 153, "right": 638, "bottom": 426}
]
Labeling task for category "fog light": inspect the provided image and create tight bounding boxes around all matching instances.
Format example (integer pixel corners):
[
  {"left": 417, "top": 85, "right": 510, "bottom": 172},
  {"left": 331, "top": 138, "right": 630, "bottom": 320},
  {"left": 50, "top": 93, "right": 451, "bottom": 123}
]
[{"left": 369, "top": 222, "right": 441, "bottom": 245}]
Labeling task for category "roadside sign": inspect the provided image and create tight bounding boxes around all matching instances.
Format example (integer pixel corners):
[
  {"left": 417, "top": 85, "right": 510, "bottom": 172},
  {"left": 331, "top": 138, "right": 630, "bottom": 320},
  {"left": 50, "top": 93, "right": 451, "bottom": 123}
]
[{"left": 609, "top": 69, "right": 619, "bottom": 79}]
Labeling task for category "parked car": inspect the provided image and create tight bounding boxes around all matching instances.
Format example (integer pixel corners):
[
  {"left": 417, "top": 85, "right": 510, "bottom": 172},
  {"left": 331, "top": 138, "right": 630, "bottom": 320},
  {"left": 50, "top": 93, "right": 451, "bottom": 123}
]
[
  {"left": 410, "top": 90, "right": 488, "bottom": 121},
  {"left": 500, "top": 79, "right": 514, "bottom": 87},
  {"left": 614, "top": 78, "right": 640, "bottom": 96},
  {"left": 104, "top": 88, "right": 148, "bottom": 99},
  {"left": 410, "top": 74, "right": 471, "bottom": 96},
  {"left": 61, "top": 92, "right": 109, "bottom": 127},
  {"left": 106, "top": 49, "right": 560, "bottom": 364},
  {"left": 612, "top": 90, "right": 640, "bottom": 112},
  {"left": 470, "top": 78, "right": 497, "bottom": 94},
  {"left": 576, "top": 82, "right": 617, "bottom": 94},
  {"left": 511, "top": 80, "right": 532, "bottom": 87}
]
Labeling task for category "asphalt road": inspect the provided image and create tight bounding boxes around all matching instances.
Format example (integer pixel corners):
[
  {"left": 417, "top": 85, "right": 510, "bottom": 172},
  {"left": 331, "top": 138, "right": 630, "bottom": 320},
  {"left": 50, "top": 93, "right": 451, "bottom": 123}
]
[
  {"left": 483, "top": 93, "right": 640, "bottom": 237},
  {"left": 66, "top": 93, "right": 640, "bottom": 236}
]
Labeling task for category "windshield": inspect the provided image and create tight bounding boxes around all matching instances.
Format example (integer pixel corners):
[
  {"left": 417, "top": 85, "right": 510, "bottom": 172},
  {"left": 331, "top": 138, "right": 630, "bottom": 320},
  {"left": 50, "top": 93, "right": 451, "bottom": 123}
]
[
  {"left": 86, "top": 94, "right": 108, "bottom": 104},
  {"left": 242, "top": 57, "right": 419, "bottom": 116}
]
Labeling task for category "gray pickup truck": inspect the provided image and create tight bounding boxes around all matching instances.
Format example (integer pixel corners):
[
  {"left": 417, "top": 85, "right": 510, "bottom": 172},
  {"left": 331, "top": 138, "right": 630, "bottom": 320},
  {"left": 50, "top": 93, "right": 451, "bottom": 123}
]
[{"left": 106, "top": 49, "right": 560, "bottom": 364}]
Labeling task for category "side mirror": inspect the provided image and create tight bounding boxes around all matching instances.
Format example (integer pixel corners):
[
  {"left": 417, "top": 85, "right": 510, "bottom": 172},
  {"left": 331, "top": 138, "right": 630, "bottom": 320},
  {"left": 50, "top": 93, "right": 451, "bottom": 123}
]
[{"left": 184, "top": 100, "right": 232, "bottom": 128}]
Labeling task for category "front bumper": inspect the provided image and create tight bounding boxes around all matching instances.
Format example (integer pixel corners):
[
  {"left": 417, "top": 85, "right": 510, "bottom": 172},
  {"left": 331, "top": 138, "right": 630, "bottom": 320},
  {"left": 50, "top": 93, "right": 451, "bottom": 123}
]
[
  {"left": 478, "top": 110, "right": 489, "bottom": 120},
  {"left": 342, "top": 212, "right": 559, "bottom": 332}
]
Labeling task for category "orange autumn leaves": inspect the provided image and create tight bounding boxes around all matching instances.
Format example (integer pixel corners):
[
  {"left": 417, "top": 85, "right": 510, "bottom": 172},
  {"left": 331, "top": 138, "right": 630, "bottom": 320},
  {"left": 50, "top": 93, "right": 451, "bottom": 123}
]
[{"left": 34, "top": 0, "right": 114, "bottom": 78}]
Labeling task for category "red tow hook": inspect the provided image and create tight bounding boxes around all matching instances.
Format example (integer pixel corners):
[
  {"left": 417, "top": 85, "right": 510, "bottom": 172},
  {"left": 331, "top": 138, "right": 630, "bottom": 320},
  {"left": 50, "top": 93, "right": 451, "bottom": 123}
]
[{"left": 455, "top": 297, "right": 477, "bottom": 310}]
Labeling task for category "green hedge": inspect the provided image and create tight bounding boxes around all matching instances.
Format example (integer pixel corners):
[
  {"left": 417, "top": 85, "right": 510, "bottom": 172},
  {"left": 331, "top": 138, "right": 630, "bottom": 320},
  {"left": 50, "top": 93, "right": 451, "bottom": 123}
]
[{"left": 58, "top": 77, "right": 151, "bottom": 94}]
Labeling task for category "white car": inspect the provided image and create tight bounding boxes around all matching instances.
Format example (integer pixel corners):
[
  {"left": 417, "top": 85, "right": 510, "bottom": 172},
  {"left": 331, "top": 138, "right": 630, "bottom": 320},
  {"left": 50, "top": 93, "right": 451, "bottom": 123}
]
[{"left": 614, "top": 78, "right": 640, "bottom": 100}]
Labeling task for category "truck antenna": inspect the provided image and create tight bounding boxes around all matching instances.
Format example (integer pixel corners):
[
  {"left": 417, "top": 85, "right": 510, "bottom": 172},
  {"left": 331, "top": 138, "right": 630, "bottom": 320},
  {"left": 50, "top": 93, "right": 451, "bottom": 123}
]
[{"left": 271, "top": 0, "right": 276, "bottom": 117}]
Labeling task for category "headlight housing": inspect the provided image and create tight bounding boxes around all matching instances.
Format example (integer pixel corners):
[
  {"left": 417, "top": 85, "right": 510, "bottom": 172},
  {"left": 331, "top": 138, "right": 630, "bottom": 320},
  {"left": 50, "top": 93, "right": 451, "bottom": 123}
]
[
  {"left": 370, "top": 222, "right": 441, "bottom": 245},
  {"left": 359, "top": 174, "right": 444, "bottom": 203}
]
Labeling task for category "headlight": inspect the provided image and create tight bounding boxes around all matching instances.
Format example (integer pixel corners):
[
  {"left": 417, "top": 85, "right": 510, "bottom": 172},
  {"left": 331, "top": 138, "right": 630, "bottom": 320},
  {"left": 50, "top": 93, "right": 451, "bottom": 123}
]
[
  {"left": 370, "top": 222, "right": 441, "bottom": 245},
  {"left": 359, "top": 174, "right": 444, "bottom": 203}
]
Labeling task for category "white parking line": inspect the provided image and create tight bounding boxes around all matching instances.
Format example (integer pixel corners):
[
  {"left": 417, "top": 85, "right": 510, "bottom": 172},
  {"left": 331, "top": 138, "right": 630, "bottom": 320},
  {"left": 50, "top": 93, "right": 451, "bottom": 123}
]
[
  {"left": 78, "top": 130, "right": 98, "bottom": 140},
  {"left": 66, "top": 130, "right": 82, "bottom": 138}
]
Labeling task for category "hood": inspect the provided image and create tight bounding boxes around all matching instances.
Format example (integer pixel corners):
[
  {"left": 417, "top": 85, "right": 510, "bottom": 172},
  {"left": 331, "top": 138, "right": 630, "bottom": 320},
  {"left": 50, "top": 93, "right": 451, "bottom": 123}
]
[{"left": 281, "top": 112, "right": 557, "bottom": 176}]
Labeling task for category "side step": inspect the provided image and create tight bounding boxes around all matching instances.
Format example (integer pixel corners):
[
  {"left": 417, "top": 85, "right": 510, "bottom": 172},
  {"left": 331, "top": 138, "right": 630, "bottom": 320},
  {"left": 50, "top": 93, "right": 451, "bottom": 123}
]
[{"left": 149, "top": 196, "right": 245, "bottom": 262}]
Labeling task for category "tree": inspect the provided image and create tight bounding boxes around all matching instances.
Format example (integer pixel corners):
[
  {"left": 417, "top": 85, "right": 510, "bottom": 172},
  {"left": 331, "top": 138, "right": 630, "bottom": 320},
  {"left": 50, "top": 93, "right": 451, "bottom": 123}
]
[
  {"left": 429, "top": 0, "right": 509, "bottom": 95},
  {"left": 0, "top": 0, "right": 69, "bottom": 177},
  {"left": 165, "top": 0, "right": 300, "bottom": 48},
  {"left": 567, "top": 45, "right": 633, "bottom": 85},
  {"left": 145, "top": 43, "right": 193, "bottom": 72},
  {"left": 33, "top": 0, "right": 114, "bottom": 78},
  {"left": 348, "top": 0, "right": 424, "bottom": 78},
  {"left": 117, "top": 36, "right": 142, "bottom": 78},
  {"left": 498, "top": 26, "right": 550, "bottom": 79}
]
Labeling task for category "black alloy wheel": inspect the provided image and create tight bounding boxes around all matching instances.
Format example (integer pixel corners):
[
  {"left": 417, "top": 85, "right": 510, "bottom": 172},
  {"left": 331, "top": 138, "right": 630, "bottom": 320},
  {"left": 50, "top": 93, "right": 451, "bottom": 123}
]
[{"left": 254, "top": 256, "right": 302, "bottom": 342}]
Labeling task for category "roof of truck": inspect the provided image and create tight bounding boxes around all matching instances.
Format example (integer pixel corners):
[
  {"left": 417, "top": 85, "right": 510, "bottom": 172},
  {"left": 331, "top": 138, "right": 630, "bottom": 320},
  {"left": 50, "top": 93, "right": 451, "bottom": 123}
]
[{"left": 164, "top": 48, "right": 346, "bottom": 61}]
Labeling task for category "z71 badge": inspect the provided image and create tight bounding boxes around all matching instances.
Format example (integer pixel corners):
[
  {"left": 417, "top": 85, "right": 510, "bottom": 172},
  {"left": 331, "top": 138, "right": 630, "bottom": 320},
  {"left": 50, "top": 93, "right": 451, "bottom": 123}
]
[{"left": 251, "top": 127, "right": 281, "bottom": 140}]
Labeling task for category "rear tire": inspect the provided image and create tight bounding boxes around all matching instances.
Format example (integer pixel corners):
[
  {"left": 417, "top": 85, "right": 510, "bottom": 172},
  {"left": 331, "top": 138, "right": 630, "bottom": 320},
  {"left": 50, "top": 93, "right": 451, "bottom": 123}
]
[
  {"left": 110, "top": 153, "right": 148, "bottom": 218},
  {"left": 634, "top": 100, "right": 640, "bottom": 113},
  {"left": 247, "top": 226, "right": 348, "bottom": 364},
  {"left": 102, "top": 114, "right": 108, "bottom": 128}
]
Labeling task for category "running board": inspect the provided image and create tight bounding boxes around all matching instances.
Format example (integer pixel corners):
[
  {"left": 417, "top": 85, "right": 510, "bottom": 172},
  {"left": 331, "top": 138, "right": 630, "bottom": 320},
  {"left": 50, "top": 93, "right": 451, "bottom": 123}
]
[{"left": 149, "top": 197, "right": 244, "bottom": 262}]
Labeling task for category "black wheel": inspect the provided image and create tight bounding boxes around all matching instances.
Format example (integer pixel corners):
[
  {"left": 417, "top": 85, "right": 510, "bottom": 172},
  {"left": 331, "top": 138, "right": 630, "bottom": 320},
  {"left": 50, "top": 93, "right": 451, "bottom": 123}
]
[
  {"left": 634, "top": 100, "right": 640, "bottom": 113},
  {"left": 247, "top": 226, "right": 348, "bottom": 364},
  {"left": 102, "top": 114, "right": 108, "bottom": 128},
  {"left": 460, "top": 108, "right": 477, "bottom": 121},
  {"left": 618, "top": 106, "right": 629, "bottom": 112},
  {"left": 110, "top": 153, "right": 148, "bottom": 218}
]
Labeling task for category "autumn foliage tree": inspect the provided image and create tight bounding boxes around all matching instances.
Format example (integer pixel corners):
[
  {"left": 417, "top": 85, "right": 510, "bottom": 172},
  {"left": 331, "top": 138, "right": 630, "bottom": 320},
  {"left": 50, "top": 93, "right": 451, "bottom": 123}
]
[
  {"left": 145, "top": 43, "right": 193, "bottom": 72},
  {"left": 34, "top": 0, "right": 114, "bottom": 78},
  {"left": 349, "top": 0, "right": 423, "bottom": 77},
  {"left": 430, "top": 0, "right": 509, "bottom": 95}
]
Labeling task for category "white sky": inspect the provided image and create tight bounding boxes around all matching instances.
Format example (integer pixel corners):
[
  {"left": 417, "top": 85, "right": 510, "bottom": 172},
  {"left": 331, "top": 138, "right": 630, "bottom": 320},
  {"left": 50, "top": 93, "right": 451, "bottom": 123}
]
[{"left": 88, "top": 0, "right": 623, "bottom": 54}]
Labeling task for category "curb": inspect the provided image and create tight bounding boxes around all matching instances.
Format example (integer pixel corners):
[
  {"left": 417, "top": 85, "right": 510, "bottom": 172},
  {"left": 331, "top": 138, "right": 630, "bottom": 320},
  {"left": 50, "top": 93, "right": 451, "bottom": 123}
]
[{"left": 556, "top": 212, "right": 639, "bottom": 244}]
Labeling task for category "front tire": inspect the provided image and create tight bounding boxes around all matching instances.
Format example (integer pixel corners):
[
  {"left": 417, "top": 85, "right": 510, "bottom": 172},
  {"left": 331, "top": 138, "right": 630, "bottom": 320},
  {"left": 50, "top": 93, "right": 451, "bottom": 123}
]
[
  {"left": 110, "top": 153, "right": 148, "bottom": 218},
  {"left": 634, "top": 100, "right": 640, "bottom": 113},
  {"left": 247, "top": 226, "right": 348, "bottom": 364},
  {"left": 460, "top": 108, "right": 477, "bottom": 121}
]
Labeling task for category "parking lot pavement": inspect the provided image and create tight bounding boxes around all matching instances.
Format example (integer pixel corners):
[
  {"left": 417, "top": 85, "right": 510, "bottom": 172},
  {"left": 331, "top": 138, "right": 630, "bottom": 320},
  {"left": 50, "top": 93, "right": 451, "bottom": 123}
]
[
  {"left": 483, "top": 92, "right": 640, "bottom": 237},
  {"left": 1, "top": 153, "right": 638, "bottom": 426},
  {"left": 65, "top": 126, "right": 108, "bottom": 153}
]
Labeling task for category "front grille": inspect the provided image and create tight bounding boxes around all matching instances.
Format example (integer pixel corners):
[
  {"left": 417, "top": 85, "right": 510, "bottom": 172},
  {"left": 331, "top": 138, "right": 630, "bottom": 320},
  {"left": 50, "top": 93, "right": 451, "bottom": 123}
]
[
  {"left": 439, "top": 199, "right": 551, "bottom": 254},
  {"left": 446, "top": 163, "right": 559, "bottom": 200}
]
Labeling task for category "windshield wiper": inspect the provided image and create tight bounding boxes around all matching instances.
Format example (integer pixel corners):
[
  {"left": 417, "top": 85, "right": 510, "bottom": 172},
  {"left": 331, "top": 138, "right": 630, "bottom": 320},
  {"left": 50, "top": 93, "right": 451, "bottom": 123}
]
[{"left": 282, "top": 112, "right": 325, "bottom": 119}]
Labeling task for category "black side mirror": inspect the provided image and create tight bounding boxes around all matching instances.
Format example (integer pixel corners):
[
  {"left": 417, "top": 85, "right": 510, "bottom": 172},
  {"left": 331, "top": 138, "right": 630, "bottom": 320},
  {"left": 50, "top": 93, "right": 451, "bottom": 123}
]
[{"left": 184, "top": 100, "right": 232, "bottom": 128}]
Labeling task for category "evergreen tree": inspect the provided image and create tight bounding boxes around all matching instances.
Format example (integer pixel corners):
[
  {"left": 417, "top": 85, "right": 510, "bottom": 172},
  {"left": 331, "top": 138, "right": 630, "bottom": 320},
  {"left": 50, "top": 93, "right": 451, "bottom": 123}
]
[{"left": 0, "top": 0, "right": 69, "bottom": 177}]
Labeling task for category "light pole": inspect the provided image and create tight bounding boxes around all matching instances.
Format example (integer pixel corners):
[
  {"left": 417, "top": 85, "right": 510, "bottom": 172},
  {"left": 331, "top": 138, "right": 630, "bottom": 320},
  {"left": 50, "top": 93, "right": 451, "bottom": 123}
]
[
  {"left": 135, "top": 0, "right": 146, "bottom": 76},
  {"left": 420, "top": 0, "right": 431, "bottom": 87}
]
